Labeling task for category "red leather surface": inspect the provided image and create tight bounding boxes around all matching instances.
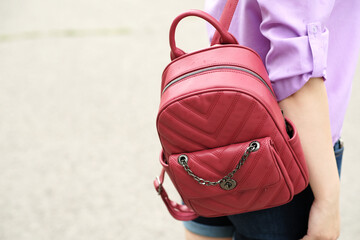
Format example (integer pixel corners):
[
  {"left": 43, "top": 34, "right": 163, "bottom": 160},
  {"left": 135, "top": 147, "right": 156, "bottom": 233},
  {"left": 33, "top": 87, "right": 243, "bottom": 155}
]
[
  {"left": 155, "top": 8, "right": 309, "bottom": 220},
  {"left": 158, "top": 87, "right": 308, "bottom": 194},
  {"left": 161, "top": 45, "right": 270, "bottom": 94},
  {"left": 154, "top": 168, "right": 199, "bottom": 221},
  {"left": 166, "top": 138, "right": 294, "bottom": 217},
  {"left": 156, "top": 67, "right": 308, "bottom": 218}
]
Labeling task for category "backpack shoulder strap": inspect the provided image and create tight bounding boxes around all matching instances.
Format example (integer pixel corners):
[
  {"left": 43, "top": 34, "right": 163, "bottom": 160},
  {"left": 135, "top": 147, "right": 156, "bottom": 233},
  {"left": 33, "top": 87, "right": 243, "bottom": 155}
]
[{"left": 211, "top": 0, "right": 239, "bottom": 46}]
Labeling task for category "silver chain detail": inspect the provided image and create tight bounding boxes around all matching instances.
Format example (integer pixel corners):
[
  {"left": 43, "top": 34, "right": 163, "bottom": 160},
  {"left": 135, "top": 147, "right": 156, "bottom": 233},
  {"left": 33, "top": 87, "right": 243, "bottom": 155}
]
[{"left": 178, "top": 141, "right": 260, "bottom": 186}]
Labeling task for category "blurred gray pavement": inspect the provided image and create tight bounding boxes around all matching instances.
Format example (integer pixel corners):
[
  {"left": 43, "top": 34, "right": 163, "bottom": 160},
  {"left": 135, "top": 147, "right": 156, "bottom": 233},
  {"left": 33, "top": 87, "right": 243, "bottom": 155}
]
[{"left": 0, "top": 1, "right": 359, "bottom": 239}]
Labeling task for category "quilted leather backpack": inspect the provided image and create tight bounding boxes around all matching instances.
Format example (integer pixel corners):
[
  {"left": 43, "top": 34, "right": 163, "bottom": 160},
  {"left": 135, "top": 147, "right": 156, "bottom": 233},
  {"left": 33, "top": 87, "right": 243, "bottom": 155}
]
[{"left": 153, "top": 0, "right": 309, "bottom": 221}]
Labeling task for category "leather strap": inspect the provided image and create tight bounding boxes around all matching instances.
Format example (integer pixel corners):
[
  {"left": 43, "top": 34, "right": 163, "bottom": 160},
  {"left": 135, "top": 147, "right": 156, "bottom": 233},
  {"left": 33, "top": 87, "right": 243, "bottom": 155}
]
[
  {"left": 154, "top": 168, "right": 199, "bottom": 221},
  {"left": 169, "top": 9, "right": 238, "bottom": 60},
  {"left": 211, "top": 0, "right": 239, "bottom": 46}
]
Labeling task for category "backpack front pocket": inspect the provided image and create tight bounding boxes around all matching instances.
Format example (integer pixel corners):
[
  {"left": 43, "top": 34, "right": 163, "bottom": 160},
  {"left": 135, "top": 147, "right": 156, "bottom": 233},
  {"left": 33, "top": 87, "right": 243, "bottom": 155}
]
[{"left": 166, "top": 137, "right": 294, "bottom": 217}]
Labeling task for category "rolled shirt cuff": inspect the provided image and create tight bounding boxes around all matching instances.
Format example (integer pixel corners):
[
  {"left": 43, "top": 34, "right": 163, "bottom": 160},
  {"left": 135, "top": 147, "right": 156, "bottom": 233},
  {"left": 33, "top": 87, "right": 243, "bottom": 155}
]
[{"left": 269, "top": 22, "right": 329, "bottom": 101}]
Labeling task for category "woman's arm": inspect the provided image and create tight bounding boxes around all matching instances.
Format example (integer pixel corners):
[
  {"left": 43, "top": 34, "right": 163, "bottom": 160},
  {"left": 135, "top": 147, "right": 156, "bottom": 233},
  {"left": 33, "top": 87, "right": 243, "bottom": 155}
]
[{"left": 279, "top": 77, "right": 340, "bottom": 240}]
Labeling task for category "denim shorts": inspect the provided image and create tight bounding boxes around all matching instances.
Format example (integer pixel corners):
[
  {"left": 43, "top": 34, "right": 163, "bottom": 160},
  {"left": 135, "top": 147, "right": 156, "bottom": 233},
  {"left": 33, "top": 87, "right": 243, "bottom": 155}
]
[{"left": 184, "top": 139, "right": 344, "bottom": 240}]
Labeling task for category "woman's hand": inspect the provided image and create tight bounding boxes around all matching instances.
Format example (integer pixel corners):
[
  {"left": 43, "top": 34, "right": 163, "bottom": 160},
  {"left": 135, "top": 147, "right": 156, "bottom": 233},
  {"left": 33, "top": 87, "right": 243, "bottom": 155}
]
[{"left": 301, "top": 198, "right": 340, "bottom": 240}]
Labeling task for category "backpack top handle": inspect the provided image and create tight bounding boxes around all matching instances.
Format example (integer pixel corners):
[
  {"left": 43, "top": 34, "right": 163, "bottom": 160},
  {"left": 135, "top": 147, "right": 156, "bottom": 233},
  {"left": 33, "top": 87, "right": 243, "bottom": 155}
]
[{"left": 169, "top": 9, "right": 238, "bottom": 60}]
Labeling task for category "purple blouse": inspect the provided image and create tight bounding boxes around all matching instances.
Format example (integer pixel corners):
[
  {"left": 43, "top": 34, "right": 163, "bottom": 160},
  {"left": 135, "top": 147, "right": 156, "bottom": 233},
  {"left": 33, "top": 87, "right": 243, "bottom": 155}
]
[{"left": 205, "top": 0, "right": 360, "bottom": 144}]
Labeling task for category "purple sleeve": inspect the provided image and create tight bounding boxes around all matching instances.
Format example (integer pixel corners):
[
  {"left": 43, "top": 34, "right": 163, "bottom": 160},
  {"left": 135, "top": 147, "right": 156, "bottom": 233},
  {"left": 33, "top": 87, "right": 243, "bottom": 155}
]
[{"left": 257, "top": 0, "right": 335, "bottom": 100}]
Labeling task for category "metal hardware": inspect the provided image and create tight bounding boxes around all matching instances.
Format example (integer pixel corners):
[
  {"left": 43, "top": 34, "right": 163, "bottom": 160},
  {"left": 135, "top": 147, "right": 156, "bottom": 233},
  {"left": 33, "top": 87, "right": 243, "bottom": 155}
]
[
  {"left": 220, "top": 179, "right": 237, "bottom": 190},
  {"left": 156, "top": 176, "right": 162, "bottom": 195},
  {"left": 178, "top": 154, "right": 188, "bottom": 165},
  {"left": 177, "top": 141, "right": 260, "bottom": 189},
  {"left": 249, "top": 141, "right": 260, "bottom": 152}
]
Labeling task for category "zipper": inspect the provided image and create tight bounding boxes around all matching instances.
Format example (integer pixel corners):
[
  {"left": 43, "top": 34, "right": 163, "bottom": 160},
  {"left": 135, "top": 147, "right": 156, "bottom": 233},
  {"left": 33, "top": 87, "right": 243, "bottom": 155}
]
[{"left": 162, "top": 65, "right": 275, "bottom": 98}]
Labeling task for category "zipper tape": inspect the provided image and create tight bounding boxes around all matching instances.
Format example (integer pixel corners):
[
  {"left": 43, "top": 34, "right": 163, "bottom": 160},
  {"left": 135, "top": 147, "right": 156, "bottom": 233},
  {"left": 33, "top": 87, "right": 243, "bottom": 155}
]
[{"left": 162, "top": 66, "right": 274, "bottom": 98}]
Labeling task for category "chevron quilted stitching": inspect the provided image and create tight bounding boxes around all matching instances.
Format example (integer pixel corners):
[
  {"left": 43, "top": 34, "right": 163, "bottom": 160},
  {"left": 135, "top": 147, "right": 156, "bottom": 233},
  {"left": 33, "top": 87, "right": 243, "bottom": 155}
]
[
  {"left": 164, "top": 94, "right": 238, "bottom": 136},
  {"left": 199, "top": 196, "right": 247, "bottom": 213},
  {"left": 229, "top": 100, "right": 256, "bottom": 142},
  {"left": 189, "top": 184, "right": 285, "bottom": 216},
  {"left": 170, "top": 139, "right": 284, "bottom": 199},
  {"left": 181, "top": 92, "right": 222, "bottom": 118},
  {"left": 188, "top": 180, "right": 291, "bottom": 217},
  {"left": 188, "top": 148, "right": 242, "bottom": 178},
  {"left": 206, "top": 145, "right": 250, "bottom": 181},
  {"left": 158, "top": 131, "right": 204, "bottom": 158},
  {"left": 156, "top": 42, "right": 309, "bottom": 219},
  {"left": 159, "top": 92, "right": 274, "bottom": 155},
  {"left": 189, "top": 154, "right": 233, "bottom": 179},
  {"left": 187, "top": 178, "right": 290, "bottom": 216},
  {"left": 190, "top": 199, "right": 231, "bottom": 215},
  {"left": 158, "top": 88, "right": 307, "bottom": 213},
  {"left": 212, "top": 93, "right": 241, "bottom": 138},
  {"left": 272, "top": 133, "right": 296, "bottom": 175},
  {"left": 210, "top": 144, "right": 228, "bottom": 158},
  {"left": 250, "top": 111, "right": 270, "bottom": 139},
  {"left": 172, "top": 92, "right": 241, "bottom": 138},
  {"left": 213, "top": 94, "right": 260, "bottom": 143},
  {"left": 240, "top": 163, "right": 280, "bottom": 210},
  {"left": 176, "top": 143, "right": 246, "bottom": 183},
  {"left": 253, "top": 181, "right": 289, "bottom": 209},
  {"left": 159, "top": 113, "right": 211, "bottom": 148},
  {"left": 161, "top": 99, "right": 307, "bottom": 191},
  {"left": 166, "top": 136, "right": 297, "bottom": 217},
  {"left": 165, "top": 103, "right": 219, "bottom": 137},
  {"left": 271, "top": 130, "right": 298, "bottom": 177},
  {"left": 234, "top": 149, "right": 261, "bottom": 187},
  {"left": 271, "top": 129, "right": 305, "bottom": 192},
  {"left": 158, "top": 132, "right": 186, "bottom": 154},
  {"left": 159, "top": 94, "right": 248, "bottom": 156}
]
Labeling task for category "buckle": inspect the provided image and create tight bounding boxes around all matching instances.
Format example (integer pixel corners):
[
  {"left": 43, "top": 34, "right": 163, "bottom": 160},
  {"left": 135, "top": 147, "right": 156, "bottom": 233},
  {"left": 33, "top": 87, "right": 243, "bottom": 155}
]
[{"left": 156, "top": 176, "right": 163, "bottom": 195}]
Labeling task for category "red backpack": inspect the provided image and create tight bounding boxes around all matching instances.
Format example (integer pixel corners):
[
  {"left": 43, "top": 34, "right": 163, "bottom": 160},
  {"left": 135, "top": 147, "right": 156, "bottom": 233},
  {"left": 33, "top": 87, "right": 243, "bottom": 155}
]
[{"left": 153, "top": 1, "right": 309, "bottom": 221}]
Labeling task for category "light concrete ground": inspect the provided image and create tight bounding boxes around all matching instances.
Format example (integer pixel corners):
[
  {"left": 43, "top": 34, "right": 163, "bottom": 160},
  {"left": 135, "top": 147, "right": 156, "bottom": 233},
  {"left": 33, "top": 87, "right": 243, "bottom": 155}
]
[{"left": 0, "top": 0, "right": 359, "bottom": 239}]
